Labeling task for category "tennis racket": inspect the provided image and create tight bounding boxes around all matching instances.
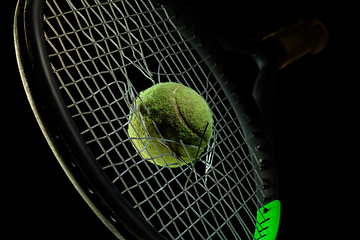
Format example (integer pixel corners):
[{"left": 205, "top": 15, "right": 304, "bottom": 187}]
[{"left": 14, "top": 0, "right": 328, "bottom": 239}]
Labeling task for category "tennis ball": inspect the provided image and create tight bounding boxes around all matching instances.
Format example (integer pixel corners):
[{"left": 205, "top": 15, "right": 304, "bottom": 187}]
[{"left": 128, "top": 82, "right": 213, "bottom": 168}]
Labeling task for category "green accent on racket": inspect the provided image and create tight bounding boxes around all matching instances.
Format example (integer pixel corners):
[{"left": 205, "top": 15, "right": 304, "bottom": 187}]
[{"left": 254, "top": 200, "right": 281, "bottom": 240}]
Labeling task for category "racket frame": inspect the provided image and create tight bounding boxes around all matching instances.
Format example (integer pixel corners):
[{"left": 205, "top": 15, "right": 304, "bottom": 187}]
[{"left": 14, "top": 0, "right": 281, "bottom": 239}]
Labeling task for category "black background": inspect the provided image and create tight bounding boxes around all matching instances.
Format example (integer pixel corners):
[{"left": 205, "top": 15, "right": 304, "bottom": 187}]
[{"left": 6, "top": 0, "right": 348, "bottom": 239}]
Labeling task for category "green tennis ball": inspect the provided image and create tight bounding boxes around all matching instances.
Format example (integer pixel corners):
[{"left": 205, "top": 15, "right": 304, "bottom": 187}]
[{"left": 128, "top": 82, "right": 213, "bottom": 168}]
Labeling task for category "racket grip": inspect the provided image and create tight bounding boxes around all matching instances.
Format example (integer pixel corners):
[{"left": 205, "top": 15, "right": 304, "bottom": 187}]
[{"left": 263, "top": 17, "right": 329, "bottom": 69}]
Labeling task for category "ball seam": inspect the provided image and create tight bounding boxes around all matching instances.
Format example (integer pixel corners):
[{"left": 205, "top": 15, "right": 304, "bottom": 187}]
[{"left": 173, "top": 85, "right": 204, "bottom": 141}]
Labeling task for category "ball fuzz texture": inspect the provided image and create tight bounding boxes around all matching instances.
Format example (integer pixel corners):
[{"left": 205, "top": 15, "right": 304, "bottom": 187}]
[{"left": 128, "top": 82, "right": 213, "bottom": 168}]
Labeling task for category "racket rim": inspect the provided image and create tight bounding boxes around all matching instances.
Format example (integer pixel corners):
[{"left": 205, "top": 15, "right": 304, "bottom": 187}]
[{"left": 14, "top": 0, "right": 281, "bottom": 239}]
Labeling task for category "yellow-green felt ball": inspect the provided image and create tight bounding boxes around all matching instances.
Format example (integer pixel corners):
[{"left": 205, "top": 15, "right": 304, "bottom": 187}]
[{"left": 128, "top": 82, "right": 213, "bottom": 168}]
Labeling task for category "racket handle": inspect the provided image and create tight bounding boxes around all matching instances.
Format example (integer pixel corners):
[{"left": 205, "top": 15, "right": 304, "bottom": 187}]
[{"left": 263, "top": 17, "right": 329, "bottom": 69}]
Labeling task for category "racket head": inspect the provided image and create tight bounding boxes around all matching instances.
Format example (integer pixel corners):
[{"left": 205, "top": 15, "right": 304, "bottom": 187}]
[{"left": 14, "top": 0, "right": 280, "bottom": 239}]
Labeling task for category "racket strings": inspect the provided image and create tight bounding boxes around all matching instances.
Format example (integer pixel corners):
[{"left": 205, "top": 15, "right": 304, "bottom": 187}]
[{"left": 43, "top": 0, "right": 267, "bottom": 239}]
